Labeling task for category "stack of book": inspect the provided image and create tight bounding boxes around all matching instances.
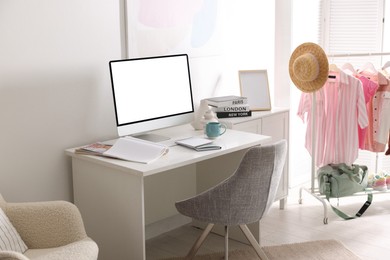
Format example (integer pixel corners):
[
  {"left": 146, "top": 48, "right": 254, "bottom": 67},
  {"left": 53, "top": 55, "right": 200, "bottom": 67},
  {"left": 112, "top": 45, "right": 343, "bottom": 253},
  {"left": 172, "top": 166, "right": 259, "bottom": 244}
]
[{"left": 206, "top": 95, "right": 252, "bottom": 118}]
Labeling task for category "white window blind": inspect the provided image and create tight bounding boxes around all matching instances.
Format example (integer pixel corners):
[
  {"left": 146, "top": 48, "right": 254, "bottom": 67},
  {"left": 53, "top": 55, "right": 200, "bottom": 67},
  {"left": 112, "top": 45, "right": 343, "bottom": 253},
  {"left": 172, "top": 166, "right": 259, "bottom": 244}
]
[
  {"left": 384, "top": 0, "right": 390, "bottom": 52},
  {"left": 323, "top": 0, "right": 384, "bottom": 66}
]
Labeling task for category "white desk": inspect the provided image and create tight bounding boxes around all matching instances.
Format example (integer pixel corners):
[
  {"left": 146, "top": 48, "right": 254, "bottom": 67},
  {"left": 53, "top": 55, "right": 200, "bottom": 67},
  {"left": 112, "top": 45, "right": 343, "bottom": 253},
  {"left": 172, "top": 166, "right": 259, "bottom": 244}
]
[{"left": 66, "top": 124, "right": 271, "bottom": 260}]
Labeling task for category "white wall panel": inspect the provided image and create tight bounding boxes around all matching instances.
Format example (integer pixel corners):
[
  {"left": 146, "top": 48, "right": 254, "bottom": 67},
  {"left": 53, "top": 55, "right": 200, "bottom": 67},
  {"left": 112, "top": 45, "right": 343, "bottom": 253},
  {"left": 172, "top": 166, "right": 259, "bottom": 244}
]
[{"left": 0, "top": 0, "right": 121, "bottom": 202}]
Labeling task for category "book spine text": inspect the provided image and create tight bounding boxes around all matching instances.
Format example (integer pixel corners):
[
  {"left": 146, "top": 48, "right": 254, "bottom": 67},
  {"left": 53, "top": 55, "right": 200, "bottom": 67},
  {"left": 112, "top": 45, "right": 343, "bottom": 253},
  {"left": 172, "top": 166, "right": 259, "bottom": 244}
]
[
  {"left": 212, "top": 105, "right": 250, "bottom": 112},
  {"left": 216, "top": 111, "right": 252, "bottom": 118}
]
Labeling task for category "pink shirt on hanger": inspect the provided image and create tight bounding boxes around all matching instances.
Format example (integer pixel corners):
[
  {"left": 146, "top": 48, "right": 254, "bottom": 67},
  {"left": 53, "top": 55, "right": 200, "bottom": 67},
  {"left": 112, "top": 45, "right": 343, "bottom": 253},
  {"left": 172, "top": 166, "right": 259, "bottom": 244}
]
[
  {"left": 297, "top": 89, "right": 326, "bottom": 167},
  {"left": 359, "top": 71, "right": 388, "bottom": 152},
  {"left": 298, "top": 70, "right": 368, "bottom": 167},
  {"left": 356, "top": 75, "right": 378, "bottom": 149}
]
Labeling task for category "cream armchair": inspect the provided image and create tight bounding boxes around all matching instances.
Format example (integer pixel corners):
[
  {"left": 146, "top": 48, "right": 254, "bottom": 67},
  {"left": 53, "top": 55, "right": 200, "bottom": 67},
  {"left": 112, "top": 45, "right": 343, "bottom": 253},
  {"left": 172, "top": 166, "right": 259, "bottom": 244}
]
[{"left": 0, "top": 193, "right": 98, "bottom": 260}]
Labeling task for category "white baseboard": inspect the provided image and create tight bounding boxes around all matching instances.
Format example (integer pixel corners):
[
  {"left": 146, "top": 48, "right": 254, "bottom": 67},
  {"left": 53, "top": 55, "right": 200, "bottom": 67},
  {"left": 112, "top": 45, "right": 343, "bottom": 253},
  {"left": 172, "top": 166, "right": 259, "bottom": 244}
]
[{"left": 145, "top": 214, "right": 192, "bottom": 240}]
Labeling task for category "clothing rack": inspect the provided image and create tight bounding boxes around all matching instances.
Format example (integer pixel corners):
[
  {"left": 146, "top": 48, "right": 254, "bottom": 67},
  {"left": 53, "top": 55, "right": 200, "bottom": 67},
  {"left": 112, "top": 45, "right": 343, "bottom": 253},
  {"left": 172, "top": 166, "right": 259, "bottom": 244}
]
[
  {"left": 299, "top": 51, "right": 390, "bottom": 224},
  {"left": 327, "top": 52, "right": 390, "bottom": 58}
]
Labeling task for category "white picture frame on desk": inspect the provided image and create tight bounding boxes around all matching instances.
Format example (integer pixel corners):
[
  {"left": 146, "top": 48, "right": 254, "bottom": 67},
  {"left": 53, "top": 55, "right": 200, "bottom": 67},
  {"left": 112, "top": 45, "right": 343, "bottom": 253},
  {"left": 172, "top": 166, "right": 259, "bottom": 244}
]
[{"left": 238, "top": 70, "right": 271, "bottom": 111}]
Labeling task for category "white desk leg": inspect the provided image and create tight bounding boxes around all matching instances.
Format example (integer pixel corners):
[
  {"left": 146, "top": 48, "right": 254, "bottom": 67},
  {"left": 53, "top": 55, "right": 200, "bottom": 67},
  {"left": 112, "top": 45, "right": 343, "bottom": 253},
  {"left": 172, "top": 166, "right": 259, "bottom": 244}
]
[{"left": 72, "top": 158, "right": 146, "bottom": 260}]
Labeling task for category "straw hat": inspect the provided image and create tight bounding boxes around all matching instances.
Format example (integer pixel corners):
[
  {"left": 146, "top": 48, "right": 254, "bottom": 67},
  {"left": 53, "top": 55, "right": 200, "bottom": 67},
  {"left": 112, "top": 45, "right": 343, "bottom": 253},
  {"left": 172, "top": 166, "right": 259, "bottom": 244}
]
[{"left": 289, "top": 42, "right": 329, "bottom": 93}]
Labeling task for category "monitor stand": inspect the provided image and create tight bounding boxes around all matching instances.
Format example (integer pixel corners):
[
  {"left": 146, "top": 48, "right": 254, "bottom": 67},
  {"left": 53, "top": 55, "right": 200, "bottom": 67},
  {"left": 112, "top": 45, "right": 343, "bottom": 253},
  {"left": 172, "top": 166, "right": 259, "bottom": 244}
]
[{"left": 132, "top": 133, "right": 170, "bottom": 143}]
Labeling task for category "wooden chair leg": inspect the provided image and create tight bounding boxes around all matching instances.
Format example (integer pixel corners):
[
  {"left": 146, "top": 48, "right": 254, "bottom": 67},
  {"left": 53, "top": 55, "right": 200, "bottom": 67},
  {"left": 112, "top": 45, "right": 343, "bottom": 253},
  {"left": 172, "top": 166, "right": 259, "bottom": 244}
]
[
  {"left": 224, "top": 225, "right": 229, "bottom": 260},
  {"left": 239, "top": 224, "right": 269, "bottom": 260},
  {"left": 186, "top": 223, "right": 215, "bottom": 259}
]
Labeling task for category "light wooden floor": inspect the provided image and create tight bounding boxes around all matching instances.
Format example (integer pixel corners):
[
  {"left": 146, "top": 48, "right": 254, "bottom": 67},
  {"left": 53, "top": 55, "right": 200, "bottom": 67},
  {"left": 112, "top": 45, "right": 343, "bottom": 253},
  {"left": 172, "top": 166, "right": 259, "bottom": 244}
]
[{"left": 146, "top": 186, "right": 390, "bottom": 260}]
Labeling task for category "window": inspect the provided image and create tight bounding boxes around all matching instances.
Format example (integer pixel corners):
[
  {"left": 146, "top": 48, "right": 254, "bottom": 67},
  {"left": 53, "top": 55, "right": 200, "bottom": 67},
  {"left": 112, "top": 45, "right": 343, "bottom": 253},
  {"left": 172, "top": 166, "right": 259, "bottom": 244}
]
[{"left": 323, "top": 0, "right": 385, "bottom": 66}]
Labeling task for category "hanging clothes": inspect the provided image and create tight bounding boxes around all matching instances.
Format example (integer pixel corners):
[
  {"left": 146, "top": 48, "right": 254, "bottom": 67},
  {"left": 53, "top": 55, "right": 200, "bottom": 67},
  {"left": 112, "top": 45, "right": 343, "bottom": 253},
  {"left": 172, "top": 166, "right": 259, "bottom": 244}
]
[
  {"left": 341, "top": 64, "right": 375, "bottom": 150},
  {"left": 297, "top": 89, "right": 326, "bottom": 167},
  {"left": 376, "top": 70, "right": 390, "bottom": 147},
  {"left": 358, "top": 70, "right": 389, "bottom": 152},
  {"left": 355, "top": 75, "right": 378, "bottom": 149},
  {"left": 298, "top": 70, "right": 368, "bottom": 167},
  {"left": 386, "top": 134, "right": 390, "bottom": 156},
  {"left": 382, "top": 69, "right": 390, "bottom": 155}
]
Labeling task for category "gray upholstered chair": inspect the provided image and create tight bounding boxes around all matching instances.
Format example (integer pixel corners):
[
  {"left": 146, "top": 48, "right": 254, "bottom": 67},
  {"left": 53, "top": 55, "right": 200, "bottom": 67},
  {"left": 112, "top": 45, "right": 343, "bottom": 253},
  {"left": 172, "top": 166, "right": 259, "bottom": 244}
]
[{"left": 175, "top": 140, "right": 287, "bottom": 260}]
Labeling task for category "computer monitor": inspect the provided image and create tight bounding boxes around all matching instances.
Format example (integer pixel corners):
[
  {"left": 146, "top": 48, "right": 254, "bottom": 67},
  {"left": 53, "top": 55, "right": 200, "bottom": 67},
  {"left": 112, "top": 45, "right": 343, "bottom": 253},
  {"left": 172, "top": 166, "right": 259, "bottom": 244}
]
[{"left": 109, "top": 54, "right": 195, "bottom": 141}]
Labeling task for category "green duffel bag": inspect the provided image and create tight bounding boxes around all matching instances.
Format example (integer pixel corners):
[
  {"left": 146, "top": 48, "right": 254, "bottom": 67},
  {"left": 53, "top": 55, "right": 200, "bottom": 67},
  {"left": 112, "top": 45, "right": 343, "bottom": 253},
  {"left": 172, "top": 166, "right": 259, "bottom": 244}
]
[
  {"left": 318, "top": 163, "right": 368, "bottom": 198},
  {"left": 317, "top": 163, "right": 372, "bottom": 220}
]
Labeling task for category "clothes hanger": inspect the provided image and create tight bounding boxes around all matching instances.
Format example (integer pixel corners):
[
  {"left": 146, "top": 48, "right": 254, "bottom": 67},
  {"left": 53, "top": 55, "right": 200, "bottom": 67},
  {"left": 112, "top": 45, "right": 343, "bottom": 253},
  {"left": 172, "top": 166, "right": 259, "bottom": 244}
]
[
  {"left": 359, "top": 62, "right": 377, "bottom": 73},
  {"left": 341, "top": 62, "right": 356, "bottom": 75},
  {"left": 328, "top": 63, "right": 340, "bottom": 79},
  {"left": 329, "top": 63, "right": 340, "bottom": 72},
  {"left": 382, "top": 61, "right": 390, "bottom": 70}
]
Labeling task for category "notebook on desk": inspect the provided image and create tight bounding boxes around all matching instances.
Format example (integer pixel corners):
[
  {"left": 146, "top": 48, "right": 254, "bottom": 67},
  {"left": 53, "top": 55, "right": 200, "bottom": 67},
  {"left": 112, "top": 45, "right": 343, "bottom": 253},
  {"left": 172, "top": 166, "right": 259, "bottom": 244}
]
[
  {"left": 175, "top": 137, "right": 221, "bottom": 151},
  {"left": 105, "top": 137, "right": 169, "bottom": 163}
]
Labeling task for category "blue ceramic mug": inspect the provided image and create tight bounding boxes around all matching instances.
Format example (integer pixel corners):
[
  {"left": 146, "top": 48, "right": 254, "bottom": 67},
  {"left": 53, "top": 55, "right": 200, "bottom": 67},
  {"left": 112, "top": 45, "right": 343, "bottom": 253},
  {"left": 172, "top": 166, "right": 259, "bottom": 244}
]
[{"left": 205, "top": 122, "right": 227, "bottom": 139}]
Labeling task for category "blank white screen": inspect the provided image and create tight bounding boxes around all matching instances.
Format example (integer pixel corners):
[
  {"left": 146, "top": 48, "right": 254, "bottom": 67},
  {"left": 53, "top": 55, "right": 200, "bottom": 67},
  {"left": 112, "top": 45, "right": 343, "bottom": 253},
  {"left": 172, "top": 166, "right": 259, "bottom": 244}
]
[{"left": 110, "top": 55, "right": 194, "bottom": 126}]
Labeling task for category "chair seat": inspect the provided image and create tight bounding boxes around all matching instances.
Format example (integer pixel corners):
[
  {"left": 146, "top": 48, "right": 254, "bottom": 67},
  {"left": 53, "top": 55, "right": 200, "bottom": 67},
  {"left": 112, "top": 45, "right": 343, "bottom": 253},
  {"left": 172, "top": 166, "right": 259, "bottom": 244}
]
[{"left": 24, "top": 238, "right": 98, "bottom": 260}]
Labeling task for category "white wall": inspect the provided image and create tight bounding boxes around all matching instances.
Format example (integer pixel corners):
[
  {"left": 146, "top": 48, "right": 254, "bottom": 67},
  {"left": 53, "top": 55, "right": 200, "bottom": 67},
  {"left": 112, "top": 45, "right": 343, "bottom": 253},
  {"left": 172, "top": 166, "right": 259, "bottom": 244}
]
[
  {"left": 0, "top": 0, "right": 122, "bottom": 202},
  {"left": 0, "top": 0, "right": 280, "bottom": 202},
  {"left": 274, "top": 0, "right": 292, "bottom": 108},
  {"left": 220, "top": 1, "right": 275, "bottom": 101}
]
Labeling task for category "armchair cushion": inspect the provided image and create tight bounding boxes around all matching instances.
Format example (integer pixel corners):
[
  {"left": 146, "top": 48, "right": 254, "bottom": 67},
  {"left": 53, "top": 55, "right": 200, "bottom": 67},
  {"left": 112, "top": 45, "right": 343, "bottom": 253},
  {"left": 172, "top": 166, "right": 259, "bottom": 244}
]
[
  {"left": 0, "top": 193, "right": 98, "bottom": 260},
  {"left": 24, "top": 237, "right": 98, "bottom": 260},
  {"left": 5, "top": 201, "right": 87, "bottom": 249},
  {"left": 0, "top": 208, "right": 28, "bottom": 253},
  {"left": 0, "top": 250, "right": 29, "bottom": 260}
]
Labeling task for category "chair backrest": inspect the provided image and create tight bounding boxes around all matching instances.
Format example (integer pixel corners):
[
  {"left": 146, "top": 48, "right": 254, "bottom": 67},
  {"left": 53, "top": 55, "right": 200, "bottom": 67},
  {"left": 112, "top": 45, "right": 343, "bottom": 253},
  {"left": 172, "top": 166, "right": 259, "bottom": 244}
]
[
  {"left": 0, "top": 193, "right": 6, "bottom": 210},
  {"left": 223, "top": 140, "right": 287, "bottom": 225}
]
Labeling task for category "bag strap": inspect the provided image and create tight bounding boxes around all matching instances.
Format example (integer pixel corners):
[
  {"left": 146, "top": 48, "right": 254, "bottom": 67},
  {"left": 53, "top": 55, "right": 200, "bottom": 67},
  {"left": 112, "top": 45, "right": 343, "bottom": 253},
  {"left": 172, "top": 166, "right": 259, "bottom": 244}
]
[
  {"left": 324, "top": 175, "right": 373, "bottom": 220},
  {"left": 337, "top": 164, "right": 361, "bottom": 183},
  {"left": 327, "top": 193, "right": 373, "bottom": 220}
]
